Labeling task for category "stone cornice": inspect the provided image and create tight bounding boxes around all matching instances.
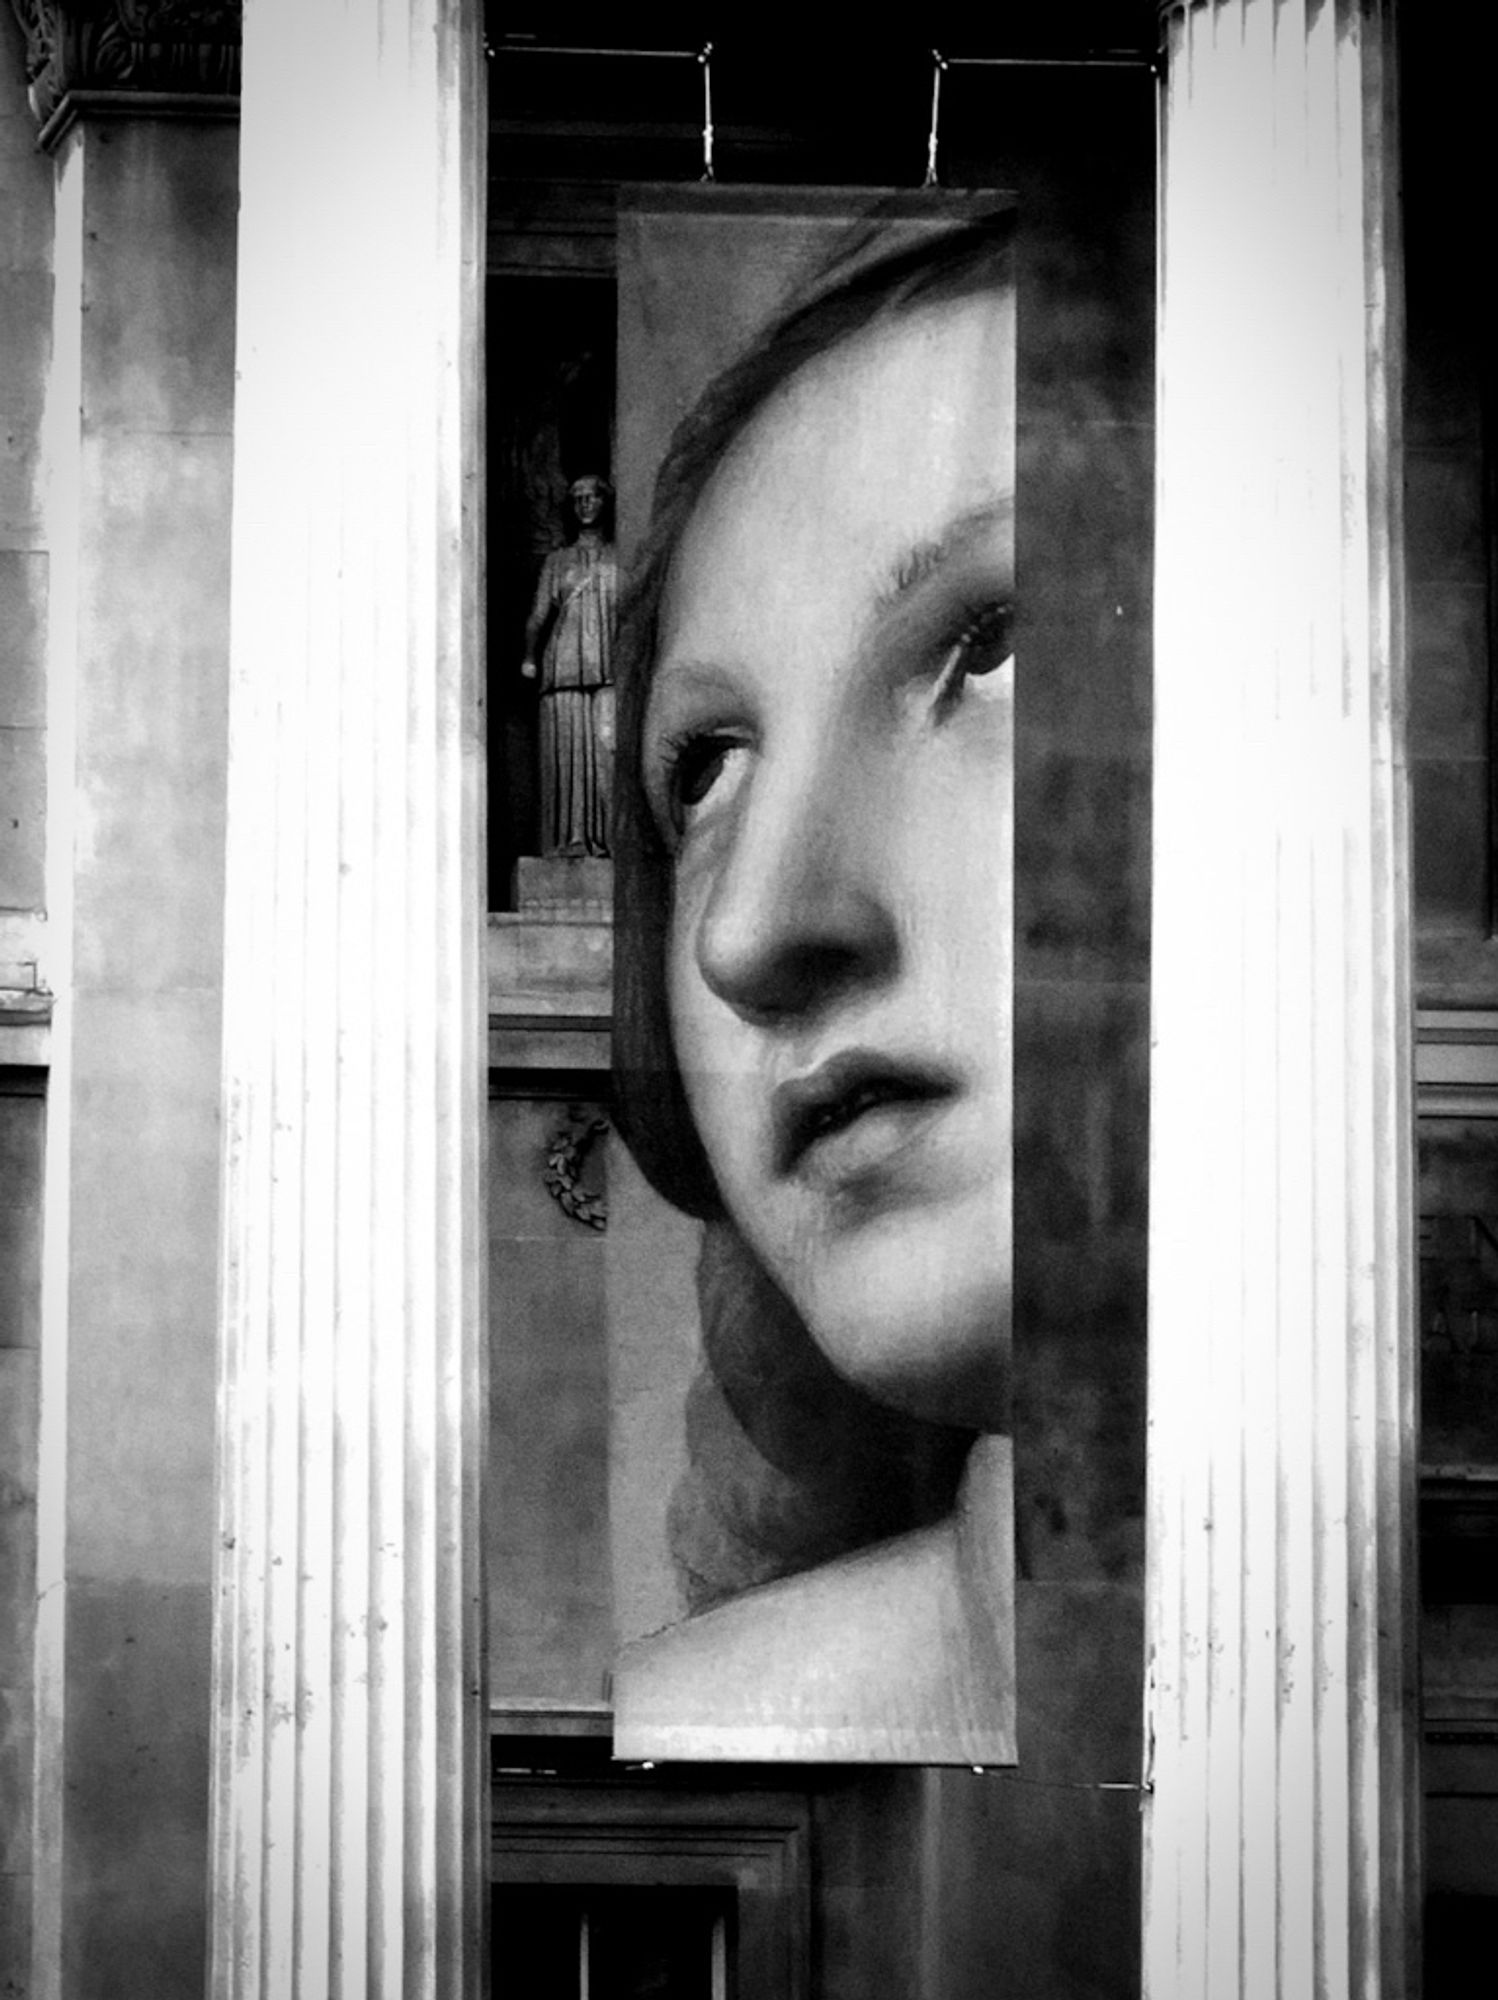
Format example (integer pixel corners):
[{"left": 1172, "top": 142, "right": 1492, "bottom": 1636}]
[{"left": 9, "top": 0, "right": 240, "bottom": 142}]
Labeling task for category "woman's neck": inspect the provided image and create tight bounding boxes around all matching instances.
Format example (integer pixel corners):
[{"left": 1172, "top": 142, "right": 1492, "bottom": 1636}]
[{"left": 955, "top": 1434, "right": 1015, "bottom": 1619}]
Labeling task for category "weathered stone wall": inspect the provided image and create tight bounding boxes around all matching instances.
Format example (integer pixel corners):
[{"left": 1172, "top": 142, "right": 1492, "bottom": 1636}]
[
  {"left": 0, "top": 9, "right": 50, "bottom": 944},
  {"left": 0, "top": 1080, "right": 44, "bottom": 1999},
  {"left": 1405, "top": 11, "right": 1498, "bottom": 1006},
  {"left": 934, "top": 70, "right": 1154, "bottom": 1999},
  {"left": 1404, "top": 16, "right": 1498, "bottom": 1983},
  {"left": 0, "top": 9, "right": 51, "bottom": 1987}
]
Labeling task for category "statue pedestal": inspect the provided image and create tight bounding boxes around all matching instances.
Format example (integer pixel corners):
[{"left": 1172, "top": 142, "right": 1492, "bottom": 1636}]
[
  {"left": 490, "top": 859, "right": 613, "bottom": 1072},
  {"left": 513, "top": 855, "right": 613, "bottom": 923}
]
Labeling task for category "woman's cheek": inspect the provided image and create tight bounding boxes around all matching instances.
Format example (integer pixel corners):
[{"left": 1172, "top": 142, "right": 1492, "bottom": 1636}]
[{"left": 666, "top": 895, "right": 746, "bottom": 1162}]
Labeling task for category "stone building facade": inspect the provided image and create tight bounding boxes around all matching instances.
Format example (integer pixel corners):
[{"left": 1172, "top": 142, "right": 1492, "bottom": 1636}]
[{"left": 0, "top": 2, "right": 1492, "bottom": 1994}]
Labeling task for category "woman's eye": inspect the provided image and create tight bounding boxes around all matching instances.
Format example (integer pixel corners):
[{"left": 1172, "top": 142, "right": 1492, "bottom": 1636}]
[
  {"left": 932, "top": 600, "right": 1013, "bottom": 713},
  {"left": 661, "top": 732, "right": 746, "bottom": 836}
]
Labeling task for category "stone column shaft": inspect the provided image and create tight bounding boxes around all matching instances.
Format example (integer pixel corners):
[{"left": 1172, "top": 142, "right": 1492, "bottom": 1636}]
[
  {"left": 1145, "top": 3, "right": 1417, "bottom": 1995},
  {"left": 209, "top": 4, "right": 486, "bottom": 1994},
  {"left": 26, "top": 106, "right": 237, "bottom": 2000}
]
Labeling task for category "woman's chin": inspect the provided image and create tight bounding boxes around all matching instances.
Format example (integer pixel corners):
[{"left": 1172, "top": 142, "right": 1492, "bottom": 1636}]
[{"left": 789, "top": 1215, "right": 1011, "bottom": 1432}]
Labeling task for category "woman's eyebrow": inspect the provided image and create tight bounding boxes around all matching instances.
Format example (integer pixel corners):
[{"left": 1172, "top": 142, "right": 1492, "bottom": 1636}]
[
  {"left": 876, "top": 497, "right": 1014, "bottom": 610},
  {"left": 642, "top": 658, "right": 744, "bottom": 750}
]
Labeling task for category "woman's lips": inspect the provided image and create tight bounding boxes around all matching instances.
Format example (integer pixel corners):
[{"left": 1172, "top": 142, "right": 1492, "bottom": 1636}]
[{"left": 772, "top": 1050, "right": 959, "bottom": 1183}]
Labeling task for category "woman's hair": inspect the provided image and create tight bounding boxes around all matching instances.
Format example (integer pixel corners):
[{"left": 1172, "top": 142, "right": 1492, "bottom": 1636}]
[
  {"left": 611, "top": 200, "right": 1016, "bottom": 1604},
  {"left": 671, "top": 1223, "right": 973, "bottom": 1609}
]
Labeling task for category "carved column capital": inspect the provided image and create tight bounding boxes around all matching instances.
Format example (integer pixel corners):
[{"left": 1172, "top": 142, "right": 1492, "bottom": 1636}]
[{"left": 8, "top": 0, "right": 241, "bottom": 142}]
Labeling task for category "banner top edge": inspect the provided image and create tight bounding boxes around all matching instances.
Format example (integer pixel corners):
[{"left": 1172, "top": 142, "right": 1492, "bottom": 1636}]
[{"left": 615, "top": 184, "right": 1019, "bottom": 221}]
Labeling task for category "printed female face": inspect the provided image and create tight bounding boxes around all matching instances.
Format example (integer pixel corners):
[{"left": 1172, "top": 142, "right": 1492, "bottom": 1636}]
[{"left": 644, "top": 290, "right": 1015, "bottom": 1431}]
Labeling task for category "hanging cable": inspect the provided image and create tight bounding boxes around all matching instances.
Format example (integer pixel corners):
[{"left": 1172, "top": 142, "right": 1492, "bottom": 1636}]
[
  {"left": 924, "top": 48, "right": 947, "bottom": 188},
  {"left": 943, "top": 51, "right": 1158, "bottom": 71},
  {"left": 488, "top": 36, "right": 720, "bottom": 181},
  {"left": 488, "top": 39, "right": 702, "bottom": 61},
  {"left": 699, "top": 42, "right": 715, "bottom": 182},
  {"left": 922, "top": 45, "right": 1158, "bottom": 186}
]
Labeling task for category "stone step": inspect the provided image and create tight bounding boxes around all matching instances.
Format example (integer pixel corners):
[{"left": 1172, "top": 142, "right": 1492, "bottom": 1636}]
[{"left": 512, "top": 855, "right": 614, "bottom": 917}]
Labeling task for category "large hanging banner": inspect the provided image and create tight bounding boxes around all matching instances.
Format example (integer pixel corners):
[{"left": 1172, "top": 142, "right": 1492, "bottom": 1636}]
[{"left": 608, "top": 187, "right": 1017, "bottom": 1763}]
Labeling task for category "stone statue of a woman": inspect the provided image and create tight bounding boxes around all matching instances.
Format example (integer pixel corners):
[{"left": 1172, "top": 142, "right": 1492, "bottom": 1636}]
[{"left": 521, "top": 472, "right": 618, "bottom": 857}]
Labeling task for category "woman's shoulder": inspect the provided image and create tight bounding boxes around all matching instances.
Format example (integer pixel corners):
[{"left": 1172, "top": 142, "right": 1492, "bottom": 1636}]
[{"left": 613, "top": 1499, "right": 1014, "bottom": 1766}]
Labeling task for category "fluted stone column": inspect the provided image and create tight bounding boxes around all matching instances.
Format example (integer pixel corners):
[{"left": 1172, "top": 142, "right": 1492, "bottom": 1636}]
[
  {"left": 1145, "top": 3, "right": 1417, "bottom": 1995},
  {"left": 209, "top": 4, "right": 486, "bottom": 1995}
]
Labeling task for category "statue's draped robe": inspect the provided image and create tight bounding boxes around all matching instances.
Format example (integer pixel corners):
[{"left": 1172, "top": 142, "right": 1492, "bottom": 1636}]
[{"left": 531, "top": 537, "right": 617, "bottom": 855}]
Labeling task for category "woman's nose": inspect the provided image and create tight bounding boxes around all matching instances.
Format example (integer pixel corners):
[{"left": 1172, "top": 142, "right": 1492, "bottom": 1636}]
[{"left": 693, "top": 751, "right": 900, "bottom": 1025}]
